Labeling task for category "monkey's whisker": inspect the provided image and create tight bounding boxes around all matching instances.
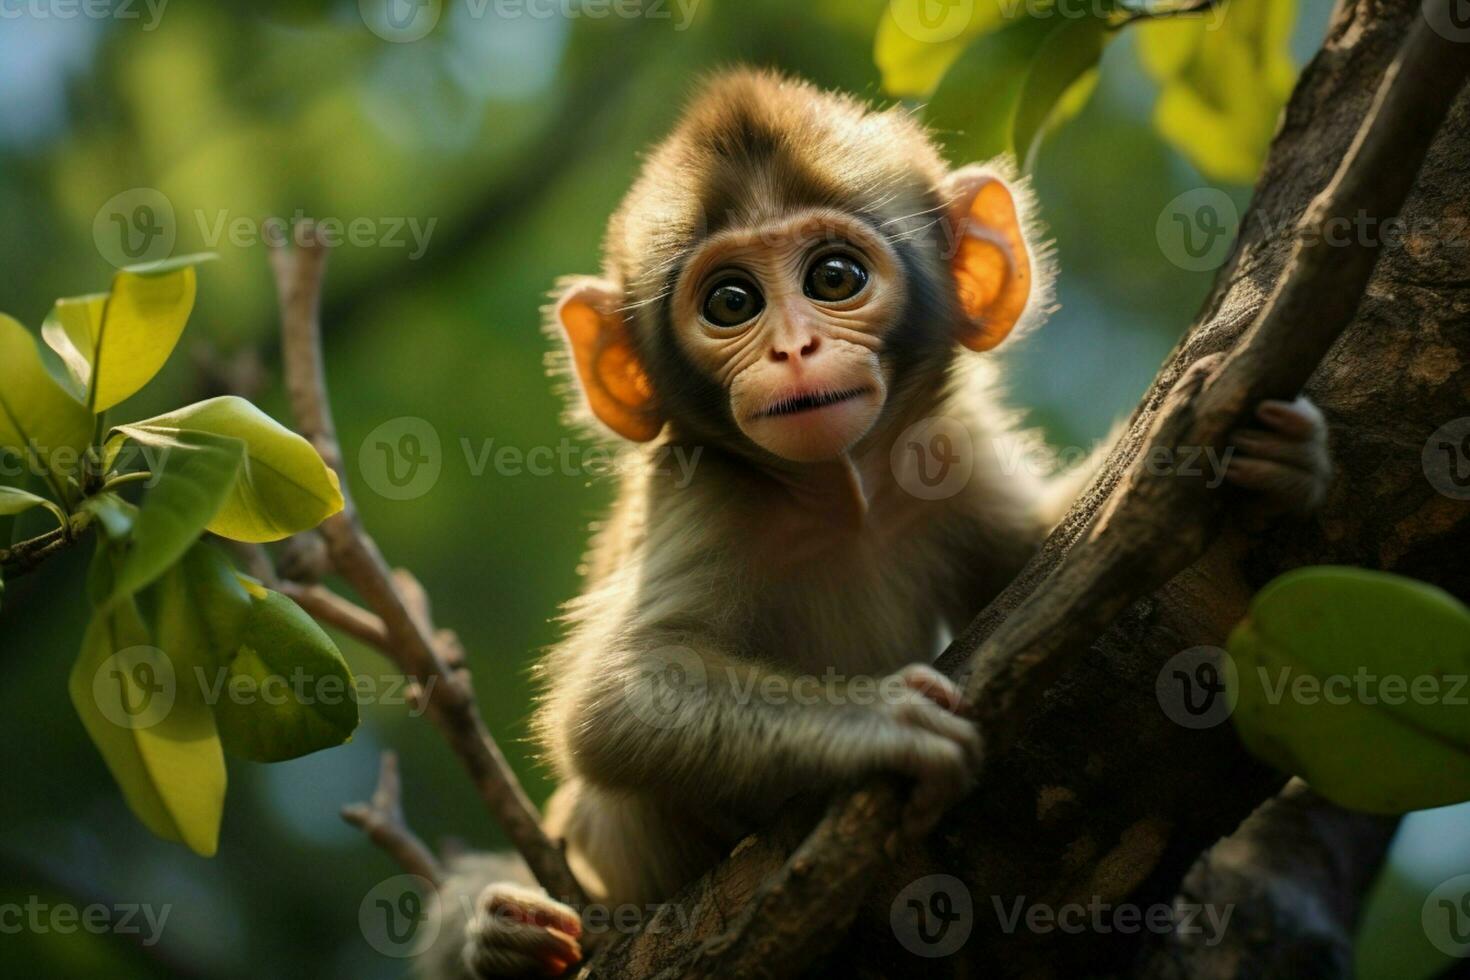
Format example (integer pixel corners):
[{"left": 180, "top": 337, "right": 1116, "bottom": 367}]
[{"left": 759, "top": 386, "right": 871, "bottom": 419}]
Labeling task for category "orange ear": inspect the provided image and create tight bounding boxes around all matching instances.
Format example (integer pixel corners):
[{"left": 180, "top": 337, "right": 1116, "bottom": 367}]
[
  {"left": 943, "top": 166, "right": 1033, "bottom": 352},
  {"left": 556, "top": 278, "right": 662, "bottom": 442}
]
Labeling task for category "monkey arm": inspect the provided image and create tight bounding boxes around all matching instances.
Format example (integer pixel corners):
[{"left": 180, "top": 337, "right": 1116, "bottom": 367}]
[{"left": 541, "top": 638, "right": 980, "bottom": 817}]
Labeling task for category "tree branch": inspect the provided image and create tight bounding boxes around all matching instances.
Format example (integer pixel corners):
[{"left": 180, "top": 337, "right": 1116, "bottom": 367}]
[
  {"left": 268, "top": 226, "right": 588, "bottom": 907},
  {"left": 279, "top": 579, "right": 391, "bottom": 651},
  {"left": 0, "top": 513, "right": 92, "bottom": 579},
  {"left": 1135, "top": 780, "right": 1400, "bottom": 978},
  {"left": 342, "top": 751, "right": 446, "bottom": 887}
]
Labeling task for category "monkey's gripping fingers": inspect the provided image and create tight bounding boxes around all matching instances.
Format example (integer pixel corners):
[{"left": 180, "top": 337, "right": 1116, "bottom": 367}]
[
  {"left": 462, "top": 884, "right": 582, "bottom": 979},
  {"left": 1224, "top": 397, "right": 1333, "bottom": 515},
  {"left": 895, "top": 663, "right": 965, "bottom": 712},
  {"left": 874, "top": 664, "right": 983, "bottom": 841}
]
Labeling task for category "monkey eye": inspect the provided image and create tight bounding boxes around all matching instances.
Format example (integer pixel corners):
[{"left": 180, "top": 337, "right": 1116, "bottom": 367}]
[
  {"left": 804, "top": 253, "right": 869, "bottom": 302},
  {"left": 702, "top": 277, "right": 765, "bottom": 329}
]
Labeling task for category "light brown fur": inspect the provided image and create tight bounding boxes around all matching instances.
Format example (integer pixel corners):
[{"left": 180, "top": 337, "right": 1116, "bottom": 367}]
[{"left": 418, "top": 69, "right": 1330, "bottom": 980}]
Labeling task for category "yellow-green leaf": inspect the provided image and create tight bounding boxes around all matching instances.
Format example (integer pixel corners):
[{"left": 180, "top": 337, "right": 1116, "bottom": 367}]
[
  {"left": 0, "top": 486, "right": 65, "bottom": 527},
  {"left": 106, "top": 431, "right": 244, "bottom": 604},
  {"left": 0, "top": 314, "right": 93, "bottom": 490},
  {"left": 876, "top": 0, "right": 1045, "bottom": 97},
  {"left": 212, "top": 589, "right": 359, "bottom": 762},
  {"left": 1136, "top": 0, "right": 1298, "bottom": 183},
  {"left": 1228, "top": 566, "right": 1470, "bottom": 815},
  {"left": 44, "top": 255, "right": 214, "bottom": 414},
  {"left": 68, "top": 589, "right": 227, "bottom": 856},
  {"left": 117, "top": 396, "right": 343, "bottom": 543}
]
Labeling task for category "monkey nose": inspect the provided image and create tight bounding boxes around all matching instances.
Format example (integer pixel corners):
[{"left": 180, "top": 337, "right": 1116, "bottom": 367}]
[{"left": 770, "top": 334, "right": 820, "bottom": 363}]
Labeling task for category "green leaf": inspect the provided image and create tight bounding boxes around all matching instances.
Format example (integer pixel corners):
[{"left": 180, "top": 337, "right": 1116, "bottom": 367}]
[
  {"left": 0, "top": 314, "right": 93, "bottom": 489},
  {"left": 875, "top": 0, "right": 1044, "bottom": 97},
  {"left": 0, "top": 486, "right": 66, "bottom": 527},
  {"left": 1136, "top": 0, "right": 1298, "bottom": 183},
  {"left": 44, "top": 256, "right": 211, "bottom": 414},
  {"left": 116, "top": 396, "right": 343, "bottom": 543},
  {"left": 1013, "top": 16, "right": 1111, "bottom": 170},
  {"left": 145, "top": 542, "right": 251, "bottom": 684},
  {"left": 81, "top": 491, "right": 137, "bottom": 541},
  {"left": 211, "top": 589, "right": 359, "bottom": 762},
  {"left": 925, "top": 15, "right": 1071, "bottom": 162},
  {"left": 106, "top": 431, "right": 244, "bottom": 604},
  {"left": 1228, "top": 566, "right": 1470, "bottom": 814},
  {"left": 68, "top": 586, "right": 227, "bottom": 856}
]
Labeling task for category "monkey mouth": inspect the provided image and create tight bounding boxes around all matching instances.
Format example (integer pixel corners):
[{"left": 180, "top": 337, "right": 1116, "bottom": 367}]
[{"left": 760, "top": 386, "right": 871, "bottom": 419}]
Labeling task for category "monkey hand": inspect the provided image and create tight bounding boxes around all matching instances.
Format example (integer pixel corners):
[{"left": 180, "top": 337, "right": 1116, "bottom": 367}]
[
  {"left": 1224, "top": 396, "right": 1333, "bottom": 515},
  {"left": 851, "top": 664, "right": 982, "bottom": 841},
  {"left": 461, "top": 883, "right": 582, "bottom": 979}
]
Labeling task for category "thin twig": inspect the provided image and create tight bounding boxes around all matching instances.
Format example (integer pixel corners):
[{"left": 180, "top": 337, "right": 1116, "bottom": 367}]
[
  {"left": 0, "top": 514, "right": 91, "bottom": 579},
  {"left": 268, "top": 225, "right": 587, "bottom": 906},
  {"left": 341, "top": 751, "right": 445, "bottom": 886},
  {"left": 279, "top": 580, "right": 391, "bottom": 650}
]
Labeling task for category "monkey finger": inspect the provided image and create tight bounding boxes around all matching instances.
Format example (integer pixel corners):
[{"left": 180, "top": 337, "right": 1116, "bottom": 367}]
[
  {"left": 1255, "top": 397, "right": 1326, "bottom": 443},
  {"left": 1228, "top": 428, "right": 1321, "bottom": 466},
  {"left": 896, "top": 663, "right": 965, "bottom": 713},
  {"left": 893, "top": 700, "right": 983, "bottom": 769},
  {"left": 1224, "top": 458, "right": 1325, "bottom": 513},
  {"left": 481, "top": 885, "right": 583, "bottom": 938},
  {"left": 471, "top": 918, "right": 582, "bottom": 966}
]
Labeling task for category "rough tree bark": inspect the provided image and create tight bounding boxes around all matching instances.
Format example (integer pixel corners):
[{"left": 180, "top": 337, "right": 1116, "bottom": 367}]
[{"left": 581, "top": 1, "right": 1470, "bottom": 976}]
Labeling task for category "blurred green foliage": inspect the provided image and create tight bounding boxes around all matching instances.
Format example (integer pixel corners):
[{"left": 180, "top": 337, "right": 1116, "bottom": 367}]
[{"left": 0, "top": 1, "right": 1463, "bottom": 977}]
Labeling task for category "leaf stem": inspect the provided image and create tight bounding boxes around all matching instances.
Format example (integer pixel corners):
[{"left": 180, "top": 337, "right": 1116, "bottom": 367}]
[{"left": 100, "top": 471, "right": 152, "bottom": 493}]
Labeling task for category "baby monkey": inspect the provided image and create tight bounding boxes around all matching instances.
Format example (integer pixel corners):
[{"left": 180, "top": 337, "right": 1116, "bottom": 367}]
[{"left": 421, "top": 70, "right": 1330, "bottom": 978}]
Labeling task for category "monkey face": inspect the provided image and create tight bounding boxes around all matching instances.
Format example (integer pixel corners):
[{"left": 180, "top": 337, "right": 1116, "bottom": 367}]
[
  {"left": 548, "top": 73, "right": 1044, "bottom": 459},
  {"left": 669, "top": 209, "right": 905, "bottom": 462}
]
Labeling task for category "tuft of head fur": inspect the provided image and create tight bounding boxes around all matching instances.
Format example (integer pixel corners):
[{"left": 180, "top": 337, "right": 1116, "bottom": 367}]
[{"left": 544, "top": 68, "right": 1055, "bottom": 445}]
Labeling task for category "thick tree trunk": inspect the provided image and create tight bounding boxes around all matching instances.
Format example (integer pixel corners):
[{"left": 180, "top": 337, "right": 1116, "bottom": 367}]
[
  {"left": 895, "top": 0, "right": 1469, "bottom": 973},
  {"left": 583, "top": 0, "right": 1469, "bottom": 975}
]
